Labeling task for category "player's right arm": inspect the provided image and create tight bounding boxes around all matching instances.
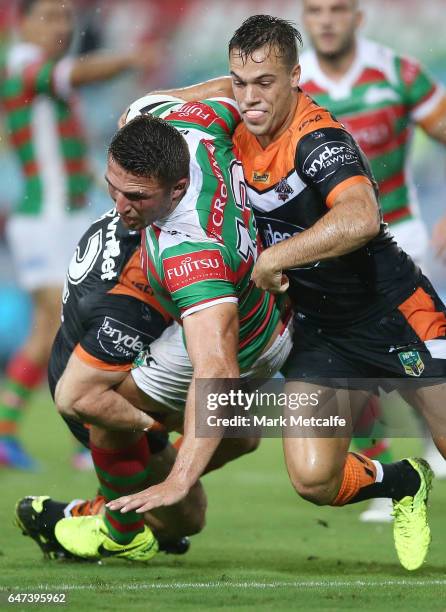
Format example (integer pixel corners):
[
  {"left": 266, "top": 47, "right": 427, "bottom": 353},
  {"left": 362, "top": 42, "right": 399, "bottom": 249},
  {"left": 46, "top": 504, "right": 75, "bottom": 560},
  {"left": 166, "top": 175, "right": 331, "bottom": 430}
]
[
  {"left": 252, "top": 124, "right": 381, "bottom": 292},
  {"left": 107, "top": 301, "right": 240, "bottom": 514},
  {"left": 55, "top": 353, "right": 154, "bottom": 431},
  {"left": 69, "top": 44, "right": 160, "bottom": 88},
  {"left": 23, "top": 44, "right": 160, "bottom": 100}
]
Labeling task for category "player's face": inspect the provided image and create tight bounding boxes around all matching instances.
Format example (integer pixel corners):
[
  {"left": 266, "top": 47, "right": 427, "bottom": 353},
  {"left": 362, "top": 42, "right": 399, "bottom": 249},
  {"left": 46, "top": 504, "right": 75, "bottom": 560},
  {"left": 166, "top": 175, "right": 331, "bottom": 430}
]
[
  {"left": 230, "top": 46, "right": 300, "bottom": 147},
  {"left": 303, "top": 0, "right": 362, "bottom": 59},
  {"left": 23, "top": 0, "right": 74, "bottom": 59},
  {"left": 106, "top": 157, "right": 187, "bottom": 230}
]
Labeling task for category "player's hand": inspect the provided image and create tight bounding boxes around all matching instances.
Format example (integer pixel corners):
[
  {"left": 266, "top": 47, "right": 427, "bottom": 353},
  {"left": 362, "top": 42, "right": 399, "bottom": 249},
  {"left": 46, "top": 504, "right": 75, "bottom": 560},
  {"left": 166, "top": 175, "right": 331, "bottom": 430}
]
[
  {"left": 431, "top": 215, "right": 446, "bottom": 262},
  {"left": 251, "top": 252, "right": 289, "bottom": 294},
  {"left": 106, "top": 478, "right": 190, "bottom": 514}
]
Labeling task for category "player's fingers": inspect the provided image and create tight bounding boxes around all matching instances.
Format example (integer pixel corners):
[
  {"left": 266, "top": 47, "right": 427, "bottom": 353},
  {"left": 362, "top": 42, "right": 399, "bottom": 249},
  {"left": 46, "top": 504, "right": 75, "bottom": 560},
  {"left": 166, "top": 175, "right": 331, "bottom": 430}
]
[
  {"left": 278, "top": 274, "right": 289, "bottom": 293},
  {"left": 120, "top": 497, "right": 150, "bottom": 513},
  {"left": 106, "top": 496, "right": 130, "bottom": 510},
  {"left": 135, "top": 501, "right": 158, "bottom": 513},
  {"left": 121, "top": 494, "right": 150, "bottom": 514}
]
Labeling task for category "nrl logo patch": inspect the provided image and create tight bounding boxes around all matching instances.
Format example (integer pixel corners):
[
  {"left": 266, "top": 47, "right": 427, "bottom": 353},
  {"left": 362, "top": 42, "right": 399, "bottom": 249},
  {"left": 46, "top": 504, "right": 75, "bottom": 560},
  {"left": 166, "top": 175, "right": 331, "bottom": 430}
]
[
  {"left": 252, "top": 171, "right": 270, "bottom": 183},
  {"left": 398, "top": 350, "right": 425, "bottom": 377},
  {"left": 275, "top": 177, "right": 294, "bottom": 202}
]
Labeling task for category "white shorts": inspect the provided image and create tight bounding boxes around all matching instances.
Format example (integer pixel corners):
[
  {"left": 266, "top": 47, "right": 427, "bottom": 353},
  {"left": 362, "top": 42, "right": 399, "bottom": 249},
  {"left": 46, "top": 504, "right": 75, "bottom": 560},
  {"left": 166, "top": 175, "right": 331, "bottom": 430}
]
[
  {"left": 390, "top": 217, "right": 429, "bottom": 267},
  {"left": 131, "top": 317, "right": 293, "bottom": 412},
  {"left": 6, "top": 212, "right": 91, "bottom": 291}
]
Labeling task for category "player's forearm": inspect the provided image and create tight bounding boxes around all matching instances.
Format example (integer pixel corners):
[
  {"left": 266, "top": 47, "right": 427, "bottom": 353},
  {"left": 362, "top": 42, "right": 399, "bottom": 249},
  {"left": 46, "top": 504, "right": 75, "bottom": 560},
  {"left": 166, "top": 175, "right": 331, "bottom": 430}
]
[
  {"left": 152, "top": 76, "right": 234, "bottom": 102},
  {"left": 69, "top": 53, "right": 138, "bottom": 87},
  {"left": 64, "top": 387, "right": 153, "bottom": 431},
  {"left": 167, "top": 354, "right": 240, "bottom": 487},
  {"left": 166, "top": 379, "right": 227, "bottom": 488},
  {"left": 265, "top": 197, "right": 380, "bottom": 271}
]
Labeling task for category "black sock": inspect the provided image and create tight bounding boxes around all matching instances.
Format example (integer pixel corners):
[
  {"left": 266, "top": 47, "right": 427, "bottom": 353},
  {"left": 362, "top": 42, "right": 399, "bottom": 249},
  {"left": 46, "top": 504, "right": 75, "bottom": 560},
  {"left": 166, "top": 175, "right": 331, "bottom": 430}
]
[{"left": 348, "top": 459, "right": 421, "bottom": 503}]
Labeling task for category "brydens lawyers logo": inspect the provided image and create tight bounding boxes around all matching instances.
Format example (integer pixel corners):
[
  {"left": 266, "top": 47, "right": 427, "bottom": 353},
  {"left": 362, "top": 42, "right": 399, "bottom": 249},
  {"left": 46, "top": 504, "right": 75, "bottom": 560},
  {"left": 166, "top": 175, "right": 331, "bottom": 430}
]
[
  {"left": 163, "top": 249, "right": 227, "bottom": 293},
  {"left": 98, "top": 317, "right": 151, "bottom": 359}
]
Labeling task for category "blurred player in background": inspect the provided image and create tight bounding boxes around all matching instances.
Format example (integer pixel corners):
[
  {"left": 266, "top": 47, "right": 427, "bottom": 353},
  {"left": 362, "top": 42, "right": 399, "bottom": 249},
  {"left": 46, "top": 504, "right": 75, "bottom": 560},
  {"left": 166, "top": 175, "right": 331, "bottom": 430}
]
[
  {"left": 300, "top": 0, "right": 446, "bottom": 521},
  {"left": 0, "top": 0, "right": 158, "bottom": 469}
]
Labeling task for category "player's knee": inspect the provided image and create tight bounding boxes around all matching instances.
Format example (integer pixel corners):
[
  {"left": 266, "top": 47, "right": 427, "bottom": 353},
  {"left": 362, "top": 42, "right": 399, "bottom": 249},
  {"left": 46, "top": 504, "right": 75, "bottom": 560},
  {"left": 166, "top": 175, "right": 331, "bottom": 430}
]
[{"left": 289, "top": 467, "right": 341, "bottom": 506}]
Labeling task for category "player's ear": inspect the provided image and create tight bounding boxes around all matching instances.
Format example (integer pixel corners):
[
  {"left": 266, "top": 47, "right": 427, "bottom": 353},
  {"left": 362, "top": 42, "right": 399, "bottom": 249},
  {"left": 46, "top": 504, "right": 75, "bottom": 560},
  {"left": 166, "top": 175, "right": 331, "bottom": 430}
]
[
  {"left": 171, "top": 177, "right": 189, "bottom": 200},
  {"left": 290, "top": 63, "right": 301, "bottom": 88}
]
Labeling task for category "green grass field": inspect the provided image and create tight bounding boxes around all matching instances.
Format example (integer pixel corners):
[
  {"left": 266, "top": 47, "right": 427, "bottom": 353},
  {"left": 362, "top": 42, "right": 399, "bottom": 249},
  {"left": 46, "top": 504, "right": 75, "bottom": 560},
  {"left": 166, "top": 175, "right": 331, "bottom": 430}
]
[{"left": 1, "top": 390, "right": 446, "bottom": 611}]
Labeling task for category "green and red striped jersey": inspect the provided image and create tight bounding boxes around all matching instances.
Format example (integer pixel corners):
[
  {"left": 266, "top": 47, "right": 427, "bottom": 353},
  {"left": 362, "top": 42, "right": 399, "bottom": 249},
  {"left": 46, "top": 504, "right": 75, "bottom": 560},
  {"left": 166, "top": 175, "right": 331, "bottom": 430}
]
[
  {"left": 0, "top": 43, "right": 92, "bottom": 216},
  {"left": 137, "top": 96, "right": 280, "bottom": 370},
  {"left": 300, "top": 38, "right": 445, "bottom": 226}
]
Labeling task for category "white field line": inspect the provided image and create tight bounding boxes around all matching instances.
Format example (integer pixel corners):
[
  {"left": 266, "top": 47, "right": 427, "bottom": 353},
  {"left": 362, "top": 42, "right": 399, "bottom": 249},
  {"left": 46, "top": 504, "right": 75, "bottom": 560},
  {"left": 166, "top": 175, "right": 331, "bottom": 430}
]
[{"left": 2, "top": 580, "right": 446, "bottom": 591}]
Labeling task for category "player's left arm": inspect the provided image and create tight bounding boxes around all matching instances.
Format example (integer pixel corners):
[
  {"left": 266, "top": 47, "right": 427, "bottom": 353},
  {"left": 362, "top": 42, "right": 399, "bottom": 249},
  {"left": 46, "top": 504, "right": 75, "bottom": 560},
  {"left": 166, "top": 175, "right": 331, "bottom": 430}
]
[
  {"left": 252, "top": 128, "right": 381, "bottom": 292},
  {"left": 55, "top": 352, "right": 154, "bottom": 431},
  {"left": 152, "top": 76, "right": 234, "bottom": 103},
  {"left": 107, "top": 301, "right": 240, "bottom": 513},
  {"left": 118, "top": 77, "right": 235, "bottom": 128}
]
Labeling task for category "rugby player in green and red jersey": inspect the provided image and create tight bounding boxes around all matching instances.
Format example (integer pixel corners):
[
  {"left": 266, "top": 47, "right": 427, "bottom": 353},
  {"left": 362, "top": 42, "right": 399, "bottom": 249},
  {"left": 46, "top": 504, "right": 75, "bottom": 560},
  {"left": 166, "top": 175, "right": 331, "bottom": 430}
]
[
  {"left": 49, "top": 94, "right": 292, "bottom": 562},
  {"left": 0, "top": 0, "right": 158, "bottom": 469},
  {"left": 299, "top": 0, "right": 446, "bottom": 521}
]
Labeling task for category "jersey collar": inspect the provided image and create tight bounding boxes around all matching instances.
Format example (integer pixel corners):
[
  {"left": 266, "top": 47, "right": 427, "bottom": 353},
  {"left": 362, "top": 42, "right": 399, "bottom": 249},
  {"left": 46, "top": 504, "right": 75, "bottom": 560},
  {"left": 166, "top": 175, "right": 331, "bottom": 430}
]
[{"left": 302, "top": 37, "right": 371, "bottom": 100}]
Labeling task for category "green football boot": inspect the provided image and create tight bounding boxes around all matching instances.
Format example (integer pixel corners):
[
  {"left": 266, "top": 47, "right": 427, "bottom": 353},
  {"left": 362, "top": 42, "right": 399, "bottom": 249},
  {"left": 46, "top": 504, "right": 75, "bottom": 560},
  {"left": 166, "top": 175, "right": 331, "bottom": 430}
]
[
  {"left": 392, "top": 458, "right": 433, "bottom": 571},
  {"left": 54, "top": 515, "right": 158, "bottom": 562}
]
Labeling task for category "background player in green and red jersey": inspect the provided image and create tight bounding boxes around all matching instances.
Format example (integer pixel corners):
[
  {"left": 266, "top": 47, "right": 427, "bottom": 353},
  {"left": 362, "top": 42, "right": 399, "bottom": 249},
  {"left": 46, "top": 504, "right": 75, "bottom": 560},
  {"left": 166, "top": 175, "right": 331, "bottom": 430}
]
[
  {"left": 0, "top": 0, "right": 158, "bottom": 469},
  {"left": 299, "top": 0, "right": 446, "bottom": 521}
]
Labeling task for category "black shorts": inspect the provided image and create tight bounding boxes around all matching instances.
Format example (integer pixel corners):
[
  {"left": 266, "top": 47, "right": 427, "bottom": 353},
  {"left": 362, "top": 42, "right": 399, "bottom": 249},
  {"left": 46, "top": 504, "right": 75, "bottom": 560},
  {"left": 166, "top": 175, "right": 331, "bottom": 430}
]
[{"left": 283, "top": 276, "right": 446, "bottom": 381}]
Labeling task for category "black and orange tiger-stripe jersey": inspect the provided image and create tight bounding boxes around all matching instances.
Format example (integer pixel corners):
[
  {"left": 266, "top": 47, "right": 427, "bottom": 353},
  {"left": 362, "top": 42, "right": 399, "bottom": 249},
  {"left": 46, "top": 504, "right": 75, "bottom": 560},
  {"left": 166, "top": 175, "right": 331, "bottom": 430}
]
[
  {"left": 233, "top": 90, "right": 421, "bottom": 327},
  {"left": 48, "top": 208, "right": 171, "bottom": 396}
]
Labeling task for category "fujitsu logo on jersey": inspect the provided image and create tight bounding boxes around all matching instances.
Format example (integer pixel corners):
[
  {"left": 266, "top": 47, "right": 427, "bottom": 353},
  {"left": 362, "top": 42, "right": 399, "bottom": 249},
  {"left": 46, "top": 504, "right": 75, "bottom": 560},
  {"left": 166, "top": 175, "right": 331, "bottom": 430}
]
[
  {"left": 163, "top": 249, "right": 227, "bottom": 293},
  {"left": 168, "top": 102, "right": 217, "bottom": 129},
  {"left": 101, "top": 215, "right": 121, "bottom": 280}
]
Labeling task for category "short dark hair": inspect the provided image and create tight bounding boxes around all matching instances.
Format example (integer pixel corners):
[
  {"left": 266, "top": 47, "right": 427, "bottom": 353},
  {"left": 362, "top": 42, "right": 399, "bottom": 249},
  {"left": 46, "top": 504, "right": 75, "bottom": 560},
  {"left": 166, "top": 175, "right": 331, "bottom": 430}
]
[
  {"left": 229, "top": 15, "right": 302, "bottom": 68},
  {"left": 108, "top": 115, "right": 190, "bottom": 188}
]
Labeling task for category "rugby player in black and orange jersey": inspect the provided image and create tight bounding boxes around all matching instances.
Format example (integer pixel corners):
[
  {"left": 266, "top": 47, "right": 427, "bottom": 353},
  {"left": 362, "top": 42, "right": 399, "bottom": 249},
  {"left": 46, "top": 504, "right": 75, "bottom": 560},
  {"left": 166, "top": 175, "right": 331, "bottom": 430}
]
[
  {"left": 15, "top": 207, "right": 259, "bottom": 562},
  {"left": 112, "top": 15, "right": 446, "bottom": 571}
]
